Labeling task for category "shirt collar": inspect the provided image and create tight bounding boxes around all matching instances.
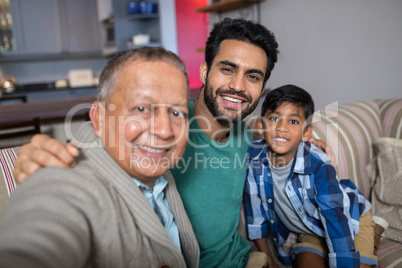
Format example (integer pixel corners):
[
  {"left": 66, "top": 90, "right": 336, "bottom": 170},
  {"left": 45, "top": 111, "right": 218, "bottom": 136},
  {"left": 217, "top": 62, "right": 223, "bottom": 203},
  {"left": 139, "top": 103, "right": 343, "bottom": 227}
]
[
  {"left": 249, "top": 139, "right": 312, "bottom": 175},
  {"left": 132, "top": 176, "right": 168, "bottom": 195}
]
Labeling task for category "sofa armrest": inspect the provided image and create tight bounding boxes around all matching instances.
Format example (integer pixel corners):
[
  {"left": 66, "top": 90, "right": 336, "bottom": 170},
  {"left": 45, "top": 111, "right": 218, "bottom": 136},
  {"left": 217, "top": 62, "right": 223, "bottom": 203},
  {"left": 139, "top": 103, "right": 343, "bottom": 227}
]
[{"left": 0, "top": 147, "right": 20, "bottom": 214}]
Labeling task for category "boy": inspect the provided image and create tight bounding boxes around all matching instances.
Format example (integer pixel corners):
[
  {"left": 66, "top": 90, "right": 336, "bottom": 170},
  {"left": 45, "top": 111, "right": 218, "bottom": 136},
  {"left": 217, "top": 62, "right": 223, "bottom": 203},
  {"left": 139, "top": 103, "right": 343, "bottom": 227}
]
[{"left": 243, "top": 85, "right": 378, "bottom": 268}]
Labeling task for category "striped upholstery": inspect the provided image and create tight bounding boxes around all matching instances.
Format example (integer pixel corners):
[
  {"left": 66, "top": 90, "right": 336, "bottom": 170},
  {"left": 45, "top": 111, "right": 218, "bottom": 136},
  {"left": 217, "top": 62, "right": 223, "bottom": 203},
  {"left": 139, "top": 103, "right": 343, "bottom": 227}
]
[
  {"left": 378, "top": 99, "right": 402, "bottom": 139},
  {"left": 0, "top": 147, "right": 19, "bottom": 215},
  {"left": 378, "top": 238, "right": 402, "bottom": 268},
  {"left": 311, "top": 99, "right": 402, "bottom": 268},
  {"left": 312, "top": 100, "right": 382, "bottom": 199}
]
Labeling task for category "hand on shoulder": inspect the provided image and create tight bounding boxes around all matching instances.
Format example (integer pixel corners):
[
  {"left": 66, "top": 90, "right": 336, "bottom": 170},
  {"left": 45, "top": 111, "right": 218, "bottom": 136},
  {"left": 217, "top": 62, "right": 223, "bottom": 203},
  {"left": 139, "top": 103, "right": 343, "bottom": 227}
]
[
  {"left": 13, "top": 134, "right": 79, "bottom": 184},
  {"left": 309, "top": 137, "right": 335, "bottom": 166}
]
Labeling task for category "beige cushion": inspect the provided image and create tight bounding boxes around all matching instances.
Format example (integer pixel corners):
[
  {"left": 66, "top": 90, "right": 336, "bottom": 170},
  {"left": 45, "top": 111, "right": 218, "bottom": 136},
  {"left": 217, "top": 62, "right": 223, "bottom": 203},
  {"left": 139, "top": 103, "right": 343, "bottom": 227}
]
[
  {"left": 368, "top": 138, "right": 402, "bottom": 243},
  {"left": 0, "top": 147, "right": 20, "bottom": 215}
]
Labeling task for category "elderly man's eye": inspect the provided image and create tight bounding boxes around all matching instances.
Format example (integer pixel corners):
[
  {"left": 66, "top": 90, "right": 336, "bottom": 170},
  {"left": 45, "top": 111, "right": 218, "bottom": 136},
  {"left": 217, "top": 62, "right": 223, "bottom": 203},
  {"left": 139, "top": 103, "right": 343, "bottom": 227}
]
[
  {"left": 137, "top": 106, "right": 145, "bottom": 112},
  {"left": 172, "top": 110, "right": 184, "bottom": 117}
]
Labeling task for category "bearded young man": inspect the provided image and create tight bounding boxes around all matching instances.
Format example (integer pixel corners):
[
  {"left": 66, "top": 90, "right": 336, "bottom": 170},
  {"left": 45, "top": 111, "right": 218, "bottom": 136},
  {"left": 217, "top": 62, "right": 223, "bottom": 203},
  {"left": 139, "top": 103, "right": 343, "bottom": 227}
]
[{"left": 13, "top": 18, "right": 330, "bottom": 267}]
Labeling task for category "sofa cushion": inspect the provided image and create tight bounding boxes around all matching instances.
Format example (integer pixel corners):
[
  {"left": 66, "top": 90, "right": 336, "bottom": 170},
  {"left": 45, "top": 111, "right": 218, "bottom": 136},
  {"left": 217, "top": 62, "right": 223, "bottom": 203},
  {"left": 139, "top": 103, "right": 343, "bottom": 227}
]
[
  {"left": 377, "top": 99, "right": 402, "bottom": 139},
  {"left": 0, "top": 147, "right": 19, "bottom": 215},
  {"left": 312, "top": 100, "right": 382, "bottom": 199},
  {"left": 368, "top": 137, "right": 402, "bottom": 243},
  {"left": 378, "top": 238, "right": 402, "bottom": 267}
]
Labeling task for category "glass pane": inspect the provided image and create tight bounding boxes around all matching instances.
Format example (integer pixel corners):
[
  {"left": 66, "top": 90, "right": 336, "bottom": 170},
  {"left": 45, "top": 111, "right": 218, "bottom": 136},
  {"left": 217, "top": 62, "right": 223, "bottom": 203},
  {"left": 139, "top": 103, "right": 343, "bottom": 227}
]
[{"left": 0, "top": 0, "right": 14, "bottom": 52}]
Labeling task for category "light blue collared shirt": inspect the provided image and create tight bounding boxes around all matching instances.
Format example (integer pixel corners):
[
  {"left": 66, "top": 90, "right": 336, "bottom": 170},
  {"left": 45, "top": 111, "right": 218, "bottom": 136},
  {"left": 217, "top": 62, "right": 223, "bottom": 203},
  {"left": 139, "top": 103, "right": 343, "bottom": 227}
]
[{"left": 133, "top": 176, "right": 181, "bottom": 251}]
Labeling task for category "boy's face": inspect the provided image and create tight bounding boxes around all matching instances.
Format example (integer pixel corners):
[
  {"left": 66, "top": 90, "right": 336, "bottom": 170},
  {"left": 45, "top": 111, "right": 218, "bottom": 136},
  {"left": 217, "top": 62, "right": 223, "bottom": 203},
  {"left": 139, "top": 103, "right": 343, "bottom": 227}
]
[
  {"left": 257, "top": 102, "right": 313, "bottom": 166},
  {"left": 92, "top": 59, "right": 189, "bottom": 187}
]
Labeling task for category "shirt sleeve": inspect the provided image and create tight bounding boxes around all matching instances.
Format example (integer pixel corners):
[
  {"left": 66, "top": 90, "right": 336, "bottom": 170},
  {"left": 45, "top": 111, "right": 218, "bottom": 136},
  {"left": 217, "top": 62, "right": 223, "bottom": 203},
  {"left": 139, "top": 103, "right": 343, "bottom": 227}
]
[
  {"left": 314, "top": 162, "right": 361, "bottom": 268},
  {"left": 243, "top": 160, "right": 269, "bottom": 240}
]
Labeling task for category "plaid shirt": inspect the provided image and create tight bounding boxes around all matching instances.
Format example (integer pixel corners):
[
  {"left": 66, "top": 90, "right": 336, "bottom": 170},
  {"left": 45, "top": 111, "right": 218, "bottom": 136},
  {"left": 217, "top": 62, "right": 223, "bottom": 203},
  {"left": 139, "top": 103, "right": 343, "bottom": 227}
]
[{"left": 243, "top": 139, "right": 371, "bottom": 268}]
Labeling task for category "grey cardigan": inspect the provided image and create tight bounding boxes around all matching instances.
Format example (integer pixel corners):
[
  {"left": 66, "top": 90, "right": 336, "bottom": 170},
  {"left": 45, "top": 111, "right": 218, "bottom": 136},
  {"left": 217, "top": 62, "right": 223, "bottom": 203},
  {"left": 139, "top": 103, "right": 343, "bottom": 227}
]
[{"left": 0, "top": 122, "right": 199, "bottom": 268}]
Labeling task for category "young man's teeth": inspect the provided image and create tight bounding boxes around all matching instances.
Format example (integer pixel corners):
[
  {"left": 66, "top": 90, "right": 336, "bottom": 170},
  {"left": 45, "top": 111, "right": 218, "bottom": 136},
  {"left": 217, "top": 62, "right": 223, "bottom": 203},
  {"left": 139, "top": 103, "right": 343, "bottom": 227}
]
[
  {"left": 222, "top": 96, "right": 242, "bottom": 103},
  {"left": 274, "top": 137, "right": 288, "bottom": 142},
  {"left": 138, "top": 145, "right": 165, "bottom": 153}
]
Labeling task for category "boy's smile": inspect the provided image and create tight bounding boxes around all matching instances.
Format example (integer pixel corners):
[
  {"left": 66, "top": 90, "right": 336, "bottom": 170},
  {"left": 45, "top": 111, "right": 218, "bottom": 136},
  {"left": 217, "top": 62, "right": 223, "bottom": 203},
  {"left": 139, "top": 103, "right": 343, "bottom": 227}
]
[{"left": 257, "top": 102, "right": 312, "bottom": 166}]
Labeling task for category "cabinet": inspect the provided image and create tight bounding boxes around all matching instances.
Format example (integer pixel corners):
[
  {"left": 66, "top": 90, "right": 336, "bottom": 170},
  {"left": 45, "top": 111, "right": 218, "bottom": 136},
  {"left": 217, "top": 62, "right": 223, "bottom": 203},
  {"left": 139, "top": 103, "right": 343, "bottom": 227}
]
[
  {"left": 60, "top": 0, "right": 101, "bottom": 54},
  {"left": 5, "top": 0, "right": 101, "bottom": 57},
  {"left": 112, "top": 0, "right": 160, "bottom": 52},
  {"left": 109, "top": 0, "right": 177, "bottom": 54},
  {"left": 196, "top": 0, "right": 265, "bottom": 13},
  {"left": 9, "top": 0, "right": 63, "bottom": 54}
]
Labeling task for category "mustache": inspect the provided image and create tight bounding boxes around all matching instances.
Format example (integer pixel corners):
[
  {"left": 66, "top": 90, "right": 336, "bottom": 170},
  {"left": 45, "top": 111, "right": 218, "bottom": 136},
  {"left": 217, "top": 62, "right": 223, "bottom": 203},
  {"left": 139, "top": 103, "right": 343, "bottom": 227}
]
[{"left": 215, "top": 88, "right": 252, "bottom": 103}]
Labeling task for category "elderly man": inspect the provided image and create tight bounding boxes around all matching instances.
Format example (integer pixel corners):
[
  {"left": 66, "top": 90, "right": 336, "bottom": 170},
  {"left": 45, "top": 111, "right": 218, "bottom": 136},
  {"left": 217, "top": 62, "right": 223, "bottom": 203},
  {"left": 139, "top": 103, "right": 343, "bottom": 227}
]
[{"left": 0, "top": 47, "right": 199, "bottom": 267}]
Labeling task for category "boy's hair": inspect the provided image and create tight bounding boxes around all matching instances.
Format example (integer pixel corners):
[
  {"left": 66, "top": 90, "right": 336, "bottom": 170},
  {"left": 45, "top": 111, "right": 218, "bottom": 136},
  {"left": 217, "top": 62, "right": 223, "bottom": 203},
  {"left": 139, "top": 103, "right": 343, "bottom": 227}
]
[
  {"left": 261, "top": 84, "right": 315, "bottom": 126},
  {"left": 204, "top": 18, "right": 279, "bottom": 84}
]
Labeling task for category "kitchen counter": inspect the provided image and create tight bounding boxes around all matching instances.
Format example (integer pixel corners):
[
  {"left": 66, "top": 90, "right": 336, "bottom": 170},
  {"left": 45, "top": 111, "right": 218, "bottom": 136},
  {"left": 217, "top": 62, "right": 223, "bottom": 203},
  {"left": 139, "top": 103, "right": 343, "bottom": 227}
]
[
  {"left": 1, "top": 84, "right": 98, "bottom": 104},
  {"left": 0, "top": 87, "right": 202, "bottom": 125},
  {"left": 0, "top": 96, "right": 96, "bottom": 125}
]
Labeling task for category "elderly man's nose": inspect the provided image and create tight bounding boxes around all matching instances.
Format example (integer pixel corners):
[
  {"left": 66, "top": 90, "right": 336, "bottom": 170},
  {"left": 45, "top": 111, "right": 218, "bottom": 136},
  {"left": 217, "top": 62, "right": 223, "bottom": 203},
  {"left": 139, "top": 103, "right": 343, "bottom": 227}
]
[{"left": 151, "top": 110, "right": 174, "bottom": 139}]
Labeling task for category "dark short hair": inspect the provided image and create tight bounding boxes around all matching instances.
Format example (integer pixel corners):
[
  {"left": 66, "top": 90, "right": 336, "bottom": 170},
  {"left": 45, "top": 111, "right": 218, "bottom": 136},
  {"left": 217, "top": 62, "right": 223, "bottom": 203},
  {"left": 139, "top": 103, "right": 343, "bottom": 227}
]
[
  {"left": 205, "top": 18, "right": 279, "bottom": 84},
  {"left": 260, "top": 84, "right": 315, "bottom": 126},
  {"left": 98, "top": 46, "right": 189, "bottom": 100}
]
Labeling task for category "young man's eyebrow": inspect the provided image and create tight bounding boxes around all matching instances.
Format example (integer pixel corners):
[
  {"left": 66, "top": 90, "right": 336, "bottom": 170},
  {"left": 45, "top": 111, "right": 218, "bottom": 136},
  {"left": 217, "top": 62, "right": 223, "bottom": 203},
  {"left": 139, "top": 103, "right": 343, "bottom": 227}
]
[
  {"left": 218, "top": 60, "right": 264, "bottom": 77},
  {"left": 218, "top": 60, "right": 238, "bottom": 69},
  {"left": 246, "top": 68, "right": 264, "bottom": 77}
]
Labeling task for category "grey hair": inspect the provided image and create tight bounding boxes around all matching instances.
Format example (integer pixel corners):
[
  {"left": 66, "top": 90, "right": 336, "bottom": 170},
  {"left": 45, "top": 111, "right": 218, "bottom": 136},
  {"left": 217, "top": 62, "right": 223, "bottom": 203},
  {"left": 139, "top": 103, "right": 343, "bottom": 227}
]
[{"left": 97, "top": 46, "right": 189, "bottom": 101}]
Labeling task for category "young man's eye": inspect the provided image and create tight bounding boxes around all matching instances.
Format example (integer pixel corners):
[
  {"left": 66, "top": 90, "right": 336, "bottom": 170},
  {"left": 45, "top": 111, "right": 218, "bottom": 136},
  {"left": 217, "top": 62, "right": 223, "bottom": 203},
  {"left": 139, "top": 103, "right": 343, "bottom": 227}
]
[
  {"left": 222, "top": 67, "right": 233, "bottom": 73},
  {"left": 248, "top": 74, "right": 260, "bottom": 81}
]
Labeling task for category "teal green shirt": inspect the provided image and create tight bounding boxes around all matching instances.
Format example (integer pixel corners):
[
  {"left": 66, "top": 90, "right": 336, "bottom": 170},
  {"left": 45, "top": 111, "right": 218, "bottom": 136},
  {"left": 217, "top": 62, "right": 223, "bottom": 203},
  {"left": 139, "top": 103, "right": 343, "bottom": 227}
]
[{"left": 171, "top": 102, "right": 252, "bottom": 267}]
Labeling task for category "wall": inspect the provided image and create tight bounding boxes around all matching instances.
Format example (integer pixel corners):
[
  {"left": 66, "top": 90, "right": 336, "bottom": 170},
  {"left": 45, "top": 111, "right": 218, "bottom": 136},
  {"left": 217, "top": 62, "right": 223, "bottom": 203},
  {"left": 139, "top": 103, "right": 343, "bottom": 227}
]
[
  {"left": 175, "top": 0, "right": 209, "bottom": 88},
  {"left": 220, "top": 0, "right": 402, "bottom": 110}
]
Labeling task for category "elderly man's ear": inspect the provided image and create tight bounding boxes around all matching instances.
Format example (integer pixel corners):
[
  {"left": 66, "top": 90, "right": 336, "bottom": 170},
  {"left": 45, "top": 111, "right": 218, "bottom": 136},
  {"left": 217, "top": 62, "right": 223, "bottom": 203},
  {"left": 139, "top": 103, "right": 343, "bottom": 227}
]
[{"left": 90, "top": 101, "right": 105, "bottom": 138}]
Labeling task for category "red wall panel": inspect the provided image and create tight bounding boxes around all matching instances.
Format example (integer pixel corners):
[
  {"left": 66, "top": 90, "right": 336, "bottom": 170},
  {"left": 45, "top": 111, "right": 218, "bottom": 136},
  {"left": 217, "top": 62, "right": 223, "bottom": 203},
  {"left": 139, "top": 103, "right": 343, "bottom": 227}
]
[{"left": 175, "top": 0, "right": 209, "bottom": 89}]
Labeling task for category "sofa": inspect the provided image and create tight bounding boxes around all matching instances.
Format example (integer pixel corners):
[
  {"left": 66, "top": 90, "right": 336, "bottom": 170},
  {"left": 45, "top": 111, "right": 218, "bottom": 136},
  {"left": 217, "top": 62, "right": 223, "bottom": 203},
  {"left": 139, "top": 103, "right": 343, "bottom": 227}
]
[
  {"left": 1, "top": 98, "right": 402, "bottom": 267},
  {"left": 311, "top": 98, "right": 402, "bottom": 267}
]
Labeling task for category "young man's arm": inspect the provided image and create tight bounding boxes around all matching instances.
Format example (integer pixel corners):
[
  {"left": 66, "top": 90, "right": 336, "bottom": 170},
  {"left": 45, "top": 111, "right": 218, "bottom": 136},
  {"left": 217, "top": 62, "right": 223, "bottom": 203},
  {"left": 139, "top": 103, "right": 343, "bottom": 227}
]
[
  {"left": 309, "top": 137, "right": 335, "bottom": 166},
  {"left": 13, "top": 134, "right": 79, "bottom": 183}
]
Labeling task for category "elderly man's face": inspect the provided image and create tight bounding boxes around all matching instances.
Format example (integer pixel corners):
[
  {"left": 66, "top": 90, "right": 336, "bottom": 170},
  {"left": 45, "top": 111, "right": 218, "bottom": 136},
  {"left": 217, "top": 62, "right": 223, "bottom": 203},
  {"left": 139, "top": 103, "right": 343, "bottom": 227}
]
[{"left": 93, "top": 59, "right": 189, "bottom": 187}]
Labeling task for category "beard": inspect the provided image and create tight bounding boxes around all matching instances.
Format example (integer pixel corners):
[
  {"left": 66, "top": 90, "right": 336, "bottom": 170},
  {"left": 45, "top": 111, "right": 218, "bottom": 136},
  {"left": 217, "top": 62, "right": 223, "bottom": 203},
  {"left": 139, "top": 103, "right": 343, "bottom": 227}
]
[{"left": 203, "top": 76, "right": 259, "bottom": 124}]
